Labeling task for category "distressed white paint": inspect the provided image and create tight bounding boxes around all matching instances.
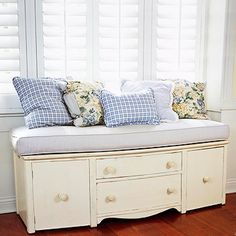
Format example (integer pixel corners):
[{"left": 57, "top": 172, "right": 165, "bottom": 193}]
[
  {"left": 96, "top": 152, "right": 182, "bottom": 179},
  {"left": 32, "top": 160, "right": 90, "bottom": 230},
  {"left": 14, "top": 141, "right": 228, "bottom": 233},
  {"left": 186, "top": 148, "right": 224, "bottom": 210}
]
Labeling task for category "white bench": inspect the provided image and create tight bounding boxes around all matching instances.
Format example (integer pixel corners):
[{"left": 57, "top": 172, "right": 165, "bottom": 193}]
[{"left": 11, "top": 119, "right": 229, "bottom": 233}]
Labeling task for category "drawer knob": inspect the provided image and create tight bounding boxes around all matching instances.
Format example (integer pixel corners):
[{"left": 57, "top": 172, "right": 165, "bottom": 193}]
[
  {"left": 105, "top": 195, "right": 116, "bottom": 203},
  {"left": 166, "top": 161, "right": 176, "bottom": 169},
  {"left": 167, "top": 188, "right": 175, "bottom": 195},
  {"left": 104, "top": 166, "right": 116, "bottom": 175},
  {"left": 203, "top": 177, "right": 210, "bottom": 184},
  {"left": 57, "top": 193, "right": 69, "bottom": 202}
]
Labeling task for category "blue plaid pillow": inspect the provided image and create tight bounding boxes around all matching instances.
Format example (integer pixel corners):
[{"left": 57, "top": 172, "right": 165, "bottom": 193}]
[
  {"left": 100, "top": 89, "right": 160, "bottom": 127},
  {"left": 13, "top": 77, "right": 72, "bottom": 129}
]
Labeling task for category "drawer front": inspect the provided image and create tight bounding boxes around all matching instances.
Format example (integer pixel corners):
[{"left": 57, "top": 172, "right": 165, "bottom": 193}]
[
  {"left": 186, "top": 147, "right": 224, "bottom": 210},
  {"left": 97, "top": 175, "right": 181, "bottom": 215},
  {"left": 97, "top": 152, "right": 182, "bottom": 179},
  {"left": 32, "top": 160, "right": 90, "bottom": 230}
]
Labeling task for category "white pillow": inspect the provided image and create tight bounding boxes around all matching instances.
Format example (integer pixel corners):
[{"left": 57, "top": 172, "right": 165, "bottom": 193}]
[{"left": 121, "top": 80, "right": 178, "bottom": 122}]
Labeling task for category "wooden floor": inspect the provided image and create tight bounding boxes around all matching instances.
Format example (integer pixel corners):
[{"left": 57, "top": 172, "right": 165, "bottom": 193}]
[{"left": 0, "top": 194, "right": 235, "bottom": 236}]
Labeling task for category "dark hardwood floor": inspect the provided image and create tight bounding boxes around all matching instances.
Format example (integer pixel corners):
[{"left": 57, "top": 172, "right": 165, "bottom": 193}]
[{"left": 0, "top": 193, "right": 235, "bottom": 236}]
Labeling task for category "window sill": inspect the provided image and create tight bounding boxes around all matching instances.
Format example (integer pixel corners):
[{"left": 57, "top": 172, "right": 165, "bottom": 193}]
[{"left": 0, "top": 94, "right": 23, "bottom": 115}]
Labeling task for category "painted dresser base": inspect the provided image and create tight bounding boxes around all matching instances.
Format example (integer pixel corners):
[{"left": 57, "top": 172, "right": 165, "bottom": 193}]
[{"left": 13, "top": 141, "right": 228, "bottom": 233}]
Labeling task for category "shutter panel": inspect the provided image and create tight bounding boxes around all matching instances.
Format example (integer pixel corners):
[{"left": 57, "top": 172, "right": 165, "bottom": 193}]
[
  {"left": 42, "top": 0, "right": 88, "bottom": 80},
  {"left": 0, "top": 0, "right": 20, "bottom": 84},
  {"left": 153, "top": 0, "right": 199, "bottom": 81},
  {"left": 96, "top": 0, "right": 142, "bottom": 84}
]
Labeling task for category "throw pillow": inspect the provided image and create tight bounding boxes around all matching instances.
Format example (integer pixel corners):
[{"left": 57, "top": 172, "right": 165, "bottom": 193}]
[
  {"left": 64, "top": 81, "right": 104, "bottom": 127},
  {"left": 172, "top": 80, "right": 208, "bottom": 119},
  {"left": 100, "top": 89, "right": 160, "bottom": 127},
  {"left": 13, "top": 77, "right": 72, "bottom": 129},
  {"left": 121, "top": 80, "right": 178, "bottom": 122}
]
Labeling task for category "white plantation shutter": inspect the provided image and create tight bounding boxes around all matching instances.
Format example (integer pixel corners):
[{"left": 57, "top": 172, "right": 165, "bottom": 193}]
[
  {"left": 40, "top": 0, "right": 88, "bottom": 80},
  {"left": 38, "top": 0, "right": 143, "bottom": 83},
  {"left": 95, "top": 0, "right": 143, "bottom": 84},
  {"left": 0, "top": 0, "right": 20, "bottom": 84},
  {"left": 37, "top": 0, "right": 203, "bottom": 83},
  {"left": 153, "top": 0, "right": 201, "bottom": 81}
]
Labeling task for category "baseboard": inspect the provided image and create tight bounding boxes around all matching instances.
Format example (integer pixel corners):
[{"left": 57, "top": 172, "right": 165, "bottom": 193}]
[
  {"left": 0, "top": 197, "right": 16, "bottom": 214},
  {"left": 226, "top": 178, "right": 236, "bottom": 193}
]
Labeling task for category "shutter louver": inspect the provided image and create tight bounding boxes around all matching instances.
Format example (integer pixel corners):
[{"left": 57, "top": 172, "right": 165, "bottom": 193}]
[
  {"left": 154, "top": 0, "right": 199, "bottom": 81},
  {"left": 0, "top": 0, "right": 20, "bottom": 83},
  {"left": 42, "top": 0, "right": 88, "bottom": 80},
  {"left": 97, "top": 0, "right": 141, "bottom": 84}
]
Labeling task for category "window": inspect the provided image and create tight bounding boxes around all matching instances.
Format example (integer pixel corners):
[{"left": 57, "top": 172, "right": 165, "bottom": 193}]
[
  {"left": 37, "top": 0, "right": 144, "bottom": 84},
  {"left": 151, "top": 0, "right": 203, "bottom": 81},
  {"left": 0, "top": 0, "right": 26, "bottom": 112},
  {"left": 0, "top": 0, "right": 204, "bottom": 100},
  {"left": 95, "top": 0, "right": 143, "bottom": 84},
  {"left": 37, "top": 0, "right": 88, "bottom": 80},
  {"left": 0, "top": 0, "right": 23, "bottom": 93},
  {"left": 37, "top": 0, "right": 203, "bottom": 83}
]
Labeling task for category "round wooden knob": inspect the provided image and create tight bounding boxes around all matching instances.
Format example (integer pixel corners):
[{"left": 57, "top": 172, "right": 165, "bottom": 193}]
[
  {"left": 104, "top": 166, "right": 116, "bottom": 175},
  {"left": 105, "top": 195, "right": 116, "bottom": 203},
  {"left": 166, "top": 161, "right": 176, "bottom": 169},
  {"left": 167, "top": 188, "right": 175, "bottom": 195},
  {"left": 203, "top": 177, "right": 210, "bottom": 183},
  {"left": 57, "top": 193, "right": 69, "bottom": 202}
]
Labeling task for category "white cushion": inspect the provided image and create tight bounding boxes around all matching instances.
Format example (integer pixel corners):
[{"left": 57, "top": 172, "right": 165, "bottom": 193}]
[{"left": 11, "top": 119, "right": 229, "bottom": 156}]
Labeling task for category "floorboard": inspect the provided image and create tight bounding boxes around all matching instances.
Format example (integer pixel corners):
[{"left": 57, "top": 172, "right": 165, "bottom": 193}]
[{"left": 0, "top": 193, "right": 235, "bottom": 236}]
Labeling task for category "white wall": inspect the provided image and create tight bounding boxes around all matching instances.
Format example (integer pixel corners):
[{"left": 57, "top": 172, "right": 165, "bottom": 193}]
[
  {"left": 205, "top": 0, "right": 227, "bottom": 111},
  {"left": 220, "top": 0, "right": 236, "bottom": 193},
  {"left": 222, "top": 111, "right": 236, "bottom": 193},
  {"left": 233, "top": 43, "right": 236, "bottom": 97},
  {"left": 206, "top": 0, "right": 236, "bottom": 193},
  {"left": 229, "top": 0, "right": 236, "bottom": 99},
  {"left": 0, "top": 115, "right": 24, "bottom": 213}
]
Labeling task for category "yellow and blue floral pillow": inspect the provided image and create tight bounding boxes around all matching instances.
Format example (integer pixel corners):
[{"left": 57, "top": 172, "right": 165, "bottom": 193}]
[
  {"left": 64, "top": 81, "right": 104, "bottom": 127},
  {"left": 172, "top": 80, "right": 208, "bottom": 119}
]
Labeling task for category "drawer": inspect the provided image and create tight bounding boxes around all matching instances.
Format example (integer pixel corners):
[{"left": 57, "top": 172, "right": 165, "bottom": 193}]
[
  {"left": 32, "top": 160, "right": 90, "bottom": 230},
  {"left": 97, "top": 174, "right": 181, "bottom": 215},
  {"left": 186, "top": 147, "right": 224, "bottom": 210},
  {"left": 97, "top": 152, "right": 181, "bottom": 179}
]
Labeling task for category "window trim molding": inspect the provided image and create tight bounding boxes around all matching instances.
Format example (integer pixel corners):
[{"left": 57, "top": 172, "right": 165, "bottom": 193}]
[
  {"left": 25, "top": 0, "right": 37, "bottom": 78},
  {"left": 196, "top": 0, "right": 208, "bottom": 83},
  {"left": 35, "top": 0, "right": 44, "bottom": 78}
]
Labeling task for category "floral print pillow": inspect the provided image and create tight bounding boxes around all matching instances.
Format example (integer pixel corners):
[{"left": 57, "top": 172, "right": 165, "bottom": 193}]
[
  {"left": 172, "top": 80, "right": 208, "bottom": 119},
  {"left": 64, "top": 81, "right": 104, "bottom": 127}
]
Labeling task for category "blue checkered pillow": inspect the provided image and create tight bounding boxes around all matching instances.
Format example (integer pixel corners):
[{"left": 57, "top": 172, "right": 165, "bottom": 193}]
[
  {"left": 100, "top": 89, "right": 160, "bottom": 127},
  {"left": 13, "top": 77, "right": 72, "bottom": 129}
]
